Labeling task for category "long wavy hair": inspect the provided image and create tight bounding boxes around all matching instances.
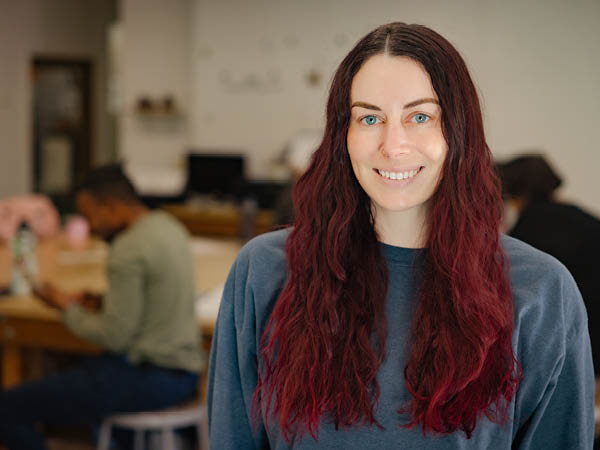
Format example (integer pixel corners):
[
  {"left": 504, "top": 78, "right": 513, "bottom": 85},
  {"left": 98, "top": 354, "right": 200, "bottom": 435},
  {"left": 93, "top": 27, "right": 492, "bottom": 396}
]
[{"left": 254, "top": 22, "right": 520, "bottom": 441}]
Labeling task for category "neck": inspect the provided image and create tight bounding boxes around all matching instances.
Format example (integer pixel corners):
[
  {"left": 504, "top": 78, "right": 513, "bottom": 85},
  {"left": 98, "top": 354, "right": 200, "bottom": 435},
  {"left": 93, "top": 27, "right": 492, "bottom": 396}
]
[{"left": 373, "top": 204, "right": 428, "bottom": 248}]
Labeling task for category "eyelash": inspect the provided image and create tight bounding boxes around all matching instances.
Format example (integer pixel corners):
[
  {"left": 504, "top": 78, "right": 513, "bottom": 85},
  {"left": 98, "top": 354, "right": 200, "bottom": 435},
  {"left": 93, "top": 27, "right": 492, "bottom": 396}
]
[
  {"left": 411, "top": 113, "right": 431, "bottom": 124},
  {"left": 359, "top": 115, "right": 382, "bottom": 125},
  {"left": 358, "top": 112, "right": 433, "bottom": 126}
]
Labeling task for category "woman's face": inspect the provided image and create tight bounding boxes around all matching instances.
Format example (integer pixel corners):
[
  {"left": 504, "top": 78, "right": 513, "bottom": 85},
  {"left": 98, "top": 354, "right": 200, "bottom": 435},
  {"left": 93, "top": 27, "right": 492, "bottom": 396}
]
[{"left": 347, "top": 54, "right": 448, "bottom": 219}]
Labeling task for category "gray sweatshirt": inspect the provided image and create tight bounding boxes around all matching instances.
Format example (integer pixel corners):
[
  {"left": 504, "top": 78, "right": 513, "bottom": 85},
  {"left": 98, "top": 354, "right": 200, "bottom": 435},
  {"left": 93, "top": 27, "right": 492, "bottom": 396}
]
[
  {"left": 207, "top": 229, "right": 594, "bottom": 449},
  {"left": 64, "top": 211, "right": 204, "bottom": 373}
]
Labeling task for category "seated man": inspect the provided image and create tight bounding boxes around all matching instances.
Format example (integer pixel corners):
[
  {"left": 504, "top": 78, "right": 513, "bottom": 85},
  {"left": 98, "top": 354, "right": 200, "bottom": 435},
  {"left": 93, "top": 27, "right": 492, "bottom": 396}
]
[{"left": 0, "top": 165, "right": 204, "bottom": 450}]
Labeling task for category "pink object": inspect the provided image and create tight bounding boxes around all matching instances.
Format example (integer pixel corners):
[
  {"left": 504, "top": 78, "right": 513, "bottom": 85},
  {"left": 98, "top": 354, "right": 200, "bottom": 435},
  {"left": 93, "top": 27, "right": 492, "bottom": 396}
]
[
  {"left": 0, "top": 202, "right": 20, "bottom": 241},
  {"left": 64, "top": 215, "right": 90, "bottom": 248},
  {"left": 0, "top": 195, "right": 60, "bottom": 241}
]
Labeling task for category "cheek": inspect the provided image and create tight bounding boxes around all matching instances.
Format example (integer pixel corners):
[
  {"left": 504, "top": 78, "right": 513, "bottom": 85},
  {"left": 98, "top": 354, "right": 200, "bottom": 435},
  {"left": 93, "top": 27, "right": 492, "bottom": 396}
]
[
  {"left": 346, "top": 131, "right": 361, "bottom": 168},
  {"left": 94, "top": 210, "right": 112, "bottom": 230},
  {"left": 430, "top": 146, "right": 448, "bottom": 188},
  {"left": 347, "top": 128, "right": 377, "bottom": 164},
  {"left": 346, "top": 128, "right": 359, "bottom": 156},
  {"left": 419, "top": 133, "right": 448, "bottom": 164},
  {"left": 91, "top": 217, "right": 104, "bottom": 231},
  {"left": 346, "top": 148, "right": 361, "bottom": 180}
]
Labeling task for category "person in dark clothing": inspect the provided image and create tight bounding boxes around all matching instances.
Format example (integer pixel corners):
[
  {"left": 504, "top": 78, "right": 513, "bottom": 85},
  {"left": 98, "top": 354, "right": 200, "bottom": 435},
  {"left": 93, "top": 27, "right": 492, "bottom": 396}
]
[{"left": 497, "top": 154, "right": 600, "bottom": 374}]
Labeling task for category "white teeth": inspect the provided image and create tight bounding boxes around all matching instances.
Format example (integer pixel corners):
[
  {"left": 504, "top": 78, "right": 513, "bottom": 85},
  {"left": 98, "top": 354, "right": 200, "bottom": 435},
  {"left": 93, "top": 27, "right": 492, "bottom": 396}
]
[{"left": 378, "top": 167, "right": 421, "bottom": 180}]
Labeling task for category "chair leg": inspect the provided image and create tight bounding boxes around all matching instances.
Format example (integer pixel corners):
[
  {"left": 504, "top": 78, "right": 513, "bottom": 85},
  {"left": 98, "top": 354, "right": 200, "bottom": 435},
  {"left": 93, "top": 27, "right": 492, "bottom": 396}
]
[
  {"left": 133, "top": 429, "right": 145, "bottom": 450},
  {"left": 96, "top": 422, "right": 112, "bottom": 450},
  {"left": 198, "top": 417, "right": 209, "bottom": 450},
  {"left": 161, "top": 428, "right": 177, "bottom": 450}
]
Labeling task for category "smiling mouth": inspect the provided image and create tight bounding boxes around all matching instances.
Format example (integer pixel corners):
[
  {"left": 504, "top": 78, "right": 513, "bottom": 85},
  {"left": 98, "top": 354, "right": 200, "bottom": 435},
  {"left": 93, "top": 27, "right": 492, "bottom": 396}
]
[{"left": 375, "top": 166, "right": 424, "bottom": 180}]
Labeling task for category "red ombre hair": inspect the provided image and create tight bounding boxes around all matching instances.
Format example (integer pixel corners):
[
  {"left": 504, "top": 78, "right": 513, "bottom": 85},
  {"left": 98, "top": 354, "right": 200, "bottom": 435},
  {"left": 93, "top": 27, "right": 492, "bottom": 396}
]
[{"left": 255, "top": 23, "right": 520, "bottom": 441}]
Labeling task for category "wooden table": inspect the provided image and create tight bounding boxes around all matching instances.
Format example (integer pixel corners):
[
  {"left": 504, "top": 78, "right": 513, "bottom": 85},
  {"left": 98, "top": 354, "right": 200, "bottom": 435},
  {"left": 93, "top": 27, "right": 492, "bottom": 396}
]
[
  {"left": 162, "top": 203, "right": 274, "bottom": 237},
  {"left": 0, "top": 235, "right": 240, "bottom": 388}
]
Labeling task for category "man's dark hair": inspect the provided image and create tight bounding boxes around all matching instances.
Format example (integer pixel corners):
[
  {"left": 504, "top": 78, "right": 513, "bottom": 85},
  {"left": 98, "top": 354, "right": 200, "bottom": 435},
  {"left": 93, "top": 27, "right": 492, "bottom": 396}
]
[
  {"left": 77, "top": 164, "right": 140, "bottom": 204},
  {"left": 496, "top": 154, "right": 562, "bottom": 201}
]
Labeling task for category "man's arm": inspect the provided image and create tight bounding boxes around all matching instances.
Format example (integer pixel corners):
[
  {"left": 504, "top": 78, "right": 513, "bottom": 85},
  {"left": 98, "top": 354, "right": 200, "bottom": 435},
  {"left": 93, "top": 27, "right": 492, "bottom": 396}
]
[
  {"left": 62, "top": 253, "right": 144, "bottom": 352},
  {"left": 34, "top": 282, "right": 83, "bottom": 310}
]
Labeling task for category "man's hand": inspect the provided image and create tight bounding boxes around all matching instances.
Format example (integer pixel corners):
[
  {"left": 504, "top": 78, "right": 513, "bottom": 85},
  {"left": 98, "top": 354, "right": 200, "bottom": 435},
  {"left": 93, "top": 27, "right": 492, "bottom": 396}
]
[
  {"left": 81, "top": 292, "right": 102, "bottom": 311},
  {"left": 34, "top": 283, "right": 84, "bottom": 311}
]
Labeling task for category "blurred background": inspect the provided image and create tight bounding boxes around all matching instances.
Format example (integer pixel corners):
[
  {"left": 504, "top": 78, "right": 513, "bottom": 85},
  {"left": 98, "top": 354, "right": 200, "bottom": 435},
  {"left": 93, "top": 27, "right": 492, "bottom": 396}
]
[
  {"left": 0, "top": 1, "right": 598, "bottom": 447},
  {"left": 0, "top": 0, "right": 598, "bottom": 216}
]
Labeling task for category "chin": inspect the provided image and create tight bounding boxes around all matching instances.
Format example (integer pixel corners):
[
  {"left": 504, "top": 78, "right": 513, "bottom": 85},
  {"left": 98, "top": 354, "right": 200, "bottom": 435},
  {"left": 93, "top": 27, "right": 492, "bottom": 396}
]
[
  {"left": 372, "top": 196, "right": 432, "bottom": 216},
  {"left": 373, "top": 198, "right": 417, "bottom": 212}
]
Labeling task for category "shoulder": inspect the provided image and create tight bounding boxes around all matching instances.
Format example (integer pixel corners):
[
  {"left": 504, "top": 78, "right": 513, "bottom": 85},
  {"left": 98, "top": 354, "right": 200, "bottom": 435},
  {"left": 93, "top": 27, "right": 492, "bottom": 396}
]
[
  {"left": 233, "top": 228, "right": 290, "bottom": 275},
  {"left": 501, "top": 238, "right": 594, "bottom": 440},
  {"left": 110, "top": 211, "right": 188, "bottom": 261},
  {"left": 501, "top": 235, "right": 587, "bottom": 349},
  {"left": 142, "top": 210, "right": 188, "bottom": 238},
  {"left": 222, "top": 228, "right": 290, "bottom": 331},
  {"left": 501, "top": 233, "right": 568, "bottom": 284},
  {"left": 519, "top": 201, "right": 600, "bottom": 230}
]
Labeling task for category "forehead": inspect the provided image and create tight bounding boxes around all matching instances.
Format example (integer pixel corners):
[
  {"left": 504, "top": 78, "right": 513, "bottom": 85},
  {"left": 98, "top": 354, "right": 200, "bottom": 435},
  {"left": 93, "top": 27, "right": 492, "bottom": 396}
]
[{"left": 350, "top": 54, "right": 436, "bottom": 103}]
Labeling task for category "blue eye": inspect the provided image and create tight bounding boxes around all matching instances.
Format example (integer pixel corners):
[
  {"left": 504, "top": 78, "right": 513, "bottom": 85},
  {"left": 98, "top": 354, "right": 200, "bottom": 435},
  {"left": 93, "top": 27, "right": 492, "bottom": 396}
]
[
  {"left": 361, "top": 115, "right": 380, "bottom": 126},
  {"left": 413, "top": 113, "right": 429, "bottom": 124}
]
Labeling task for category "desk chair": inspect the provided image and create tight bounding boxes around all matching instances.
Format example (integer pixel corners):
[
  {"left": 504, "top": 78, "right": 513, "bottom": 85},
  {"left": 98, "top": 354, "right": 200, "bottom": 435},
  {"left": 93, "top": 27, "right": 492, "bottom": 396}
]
[{"left": 96, "top": 398, "right": 208, "bottom": 450}]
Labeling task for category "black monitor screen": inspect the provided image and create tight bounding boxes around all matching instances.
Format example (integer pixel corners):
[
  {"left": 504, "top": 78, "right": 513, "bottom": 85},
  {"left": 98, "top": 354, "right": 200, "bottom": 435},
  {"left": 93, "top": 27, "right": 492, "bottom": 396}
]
[{"left": 186, "top": 153, "right": 246, "bottom": 198}]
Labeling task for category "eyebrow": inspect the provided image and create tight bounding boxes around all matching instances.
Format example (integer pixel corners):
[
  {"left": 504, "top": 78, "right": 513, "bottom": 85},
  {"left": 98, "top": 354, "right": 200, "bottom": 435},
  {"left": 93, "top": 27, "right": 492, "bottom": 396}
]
[
  {"left": 404, "top": 97, "right": 439, "bottom": 109},
  {"left": 351, "top": 97, "right": 440, "bottom": 111},
  {"left": 351, "top": 101, "right": 382, "bottom": 111}
]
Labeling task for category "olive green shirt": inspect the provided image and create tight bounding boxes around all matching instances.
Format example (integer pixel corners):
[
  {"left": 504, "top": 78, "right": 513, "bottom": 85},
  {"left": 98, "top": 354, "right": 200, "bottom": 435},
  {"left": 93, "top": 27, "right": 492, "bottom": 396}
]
[{"left": 64, "top": 211, "right": 204, "bottom": 373}]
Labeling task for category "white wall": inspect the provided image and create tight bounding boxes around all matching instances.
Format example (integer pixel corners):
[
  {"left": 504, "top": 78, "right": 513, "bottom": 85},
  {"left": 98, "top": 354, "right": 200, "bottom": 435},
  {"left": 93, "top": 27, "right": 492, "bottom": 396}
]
[
  {"left": 188, "top": 0, "right": 600, "bottom": 214},
  {"left": 118, "top": 0, "right": 191, "bottom": 170},
  {"left": 0, "top": 0, "right": 115, "bottom": 198},
  {"left": 3, "top": 1, "right": 598, "bottom": 212}
]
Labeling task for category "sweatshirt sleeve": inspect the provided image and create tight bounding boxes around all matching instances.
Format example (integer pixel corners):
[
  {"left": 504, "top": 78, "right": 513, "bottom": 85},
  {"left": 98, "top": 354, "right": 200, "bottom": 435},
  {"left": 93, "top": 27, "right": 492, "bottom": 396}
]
[
  {"left": 512, "top": 270, "right": 595, "bottom": 450},
  {"left": 207, "top": 248, "right": 270, "bottom": 450},
  {"left": 63, "top": 248, "right": 144, "bottom": 352}
]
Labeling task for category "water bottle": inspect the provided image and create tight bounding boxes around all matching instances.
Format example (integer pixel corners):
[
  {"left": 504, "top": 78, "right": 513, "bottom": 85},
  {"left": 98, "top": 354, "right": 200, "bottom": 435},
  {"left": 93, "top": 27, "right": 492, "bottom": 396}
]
[
  {"left": 11, "top": 222, "right": 38, "bottom": 296},
  {"left": 240, "top": 196, "right": 258, "bottom": 243}
]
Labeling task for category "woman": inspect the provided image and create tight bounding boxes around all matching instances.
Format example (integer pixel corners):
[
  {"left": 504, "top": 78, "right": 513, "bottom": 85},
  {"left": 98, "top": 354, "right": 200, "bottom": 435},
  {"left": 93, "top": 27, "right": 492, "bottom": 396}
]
[{"left": 207, "top": 23, "right": 594, "bottom": 449}]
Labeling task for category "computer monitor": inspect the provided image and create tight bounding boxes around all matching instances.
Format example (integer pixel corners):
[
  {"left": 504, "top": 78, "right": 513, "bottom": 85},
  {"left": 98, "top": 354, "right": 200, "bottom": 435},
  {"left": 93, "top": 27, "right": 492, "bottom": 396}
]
[{"left": 186, "top": 153, "right": 246, "bottom": 199}]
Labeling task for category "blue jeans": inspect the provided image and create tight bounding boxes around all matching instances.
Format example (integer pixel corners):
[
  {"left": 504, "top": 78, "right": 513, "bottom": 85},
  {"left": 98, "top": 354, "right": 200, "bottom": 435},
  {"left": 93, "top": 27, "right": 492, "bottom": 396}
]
[{"left": 0, "top": 353, "right": 198, "bottom": 450}]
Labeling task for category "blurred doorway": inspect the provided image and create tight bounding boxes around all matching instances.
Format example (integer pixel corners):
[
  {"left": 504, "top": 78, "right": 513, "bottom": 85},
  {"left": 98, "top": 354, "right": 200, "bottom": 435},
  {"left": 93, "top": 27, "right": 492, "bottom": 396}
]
[{"left": 32, "top": 58, "right": 92, "bottom": 213}]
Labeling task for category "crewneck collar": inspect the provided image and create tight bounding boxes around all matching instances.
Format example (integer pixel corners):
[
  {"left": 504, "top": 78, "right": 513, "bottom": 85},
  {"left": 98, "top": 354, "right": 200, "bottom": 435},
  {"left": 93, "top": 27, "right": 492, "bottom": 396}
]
[{"left": 379, "top": 242, "right": 426, "bottom": 266}]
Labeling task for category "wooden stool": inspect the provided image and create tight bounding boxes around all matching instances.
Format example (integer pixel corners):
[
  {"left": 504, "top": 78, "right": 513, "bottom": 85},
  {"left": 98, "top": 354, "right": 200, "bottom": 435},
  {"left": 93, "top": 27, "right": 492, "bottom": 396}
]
[{"left": 96, "top": 400, "right": 208, "bottom": 450}]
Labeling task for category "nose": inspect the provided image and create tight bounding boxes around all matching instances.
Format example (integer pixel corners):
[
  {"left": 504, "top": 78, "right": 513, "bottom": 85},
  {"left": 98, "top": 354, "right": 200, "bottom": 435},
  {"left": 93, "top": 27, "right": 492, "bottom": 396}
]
[{"left": 381, "top": 122, "right": 410, "bottom": 158}]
